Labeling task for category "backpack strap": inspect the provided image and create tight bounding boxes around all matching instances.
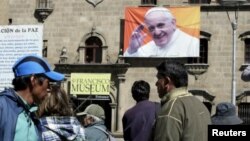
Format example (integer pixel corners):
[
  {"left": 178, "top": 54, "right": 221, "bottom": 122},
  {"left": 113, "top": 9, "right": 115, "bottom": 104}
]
[
  {"left": 93, "top": 126, "right": 112, "bottom": 141},
  {"left": 93, "top": 126, "right": 109, "bottom": 135}
]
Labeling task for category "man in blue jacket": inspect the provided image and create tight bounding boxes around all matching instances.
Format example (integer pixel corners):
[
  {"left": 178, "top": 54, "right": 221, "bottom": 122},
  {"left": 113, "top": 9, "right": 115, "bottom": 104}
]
[{"left": 0, "top": 55, "right": 64, "bottom": 141}]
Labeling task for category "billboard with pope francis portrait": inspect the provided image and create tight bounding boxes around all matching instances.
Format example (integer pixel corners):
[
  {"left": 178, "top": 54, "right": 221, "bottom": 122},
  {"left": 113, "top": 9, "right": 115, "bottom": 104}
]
[{"left": 123, "top": 6, "right": 200, "bottom": 58}]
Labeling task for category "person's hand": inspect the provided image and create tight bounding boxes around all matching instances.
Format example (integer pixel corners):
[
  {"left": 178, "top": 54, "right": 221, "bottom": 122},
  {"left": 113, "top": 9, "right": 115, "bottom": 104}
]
[{"left": 127, "top": 24, "right": 147, "bottom": 54}]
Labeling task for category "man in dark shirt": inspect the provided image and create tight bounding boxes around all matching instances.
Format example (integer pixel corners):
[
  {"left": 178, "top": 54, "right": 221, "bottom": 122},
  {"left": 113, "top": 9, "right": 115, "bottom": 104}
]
[{"left": 122, "top": 80, "right": 160, "bottom": 141}]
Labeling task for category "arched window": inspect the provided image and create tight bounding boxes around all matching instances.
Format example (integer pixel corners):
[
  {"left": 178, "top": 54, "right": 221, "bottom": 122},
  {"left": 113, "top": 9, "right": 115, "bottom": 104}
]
[
  {"left": 85, "top": 36, "right": 103, "bottom": 63},
  {"left": 77, "top": 31, "right": 107, "bottom": 64}
]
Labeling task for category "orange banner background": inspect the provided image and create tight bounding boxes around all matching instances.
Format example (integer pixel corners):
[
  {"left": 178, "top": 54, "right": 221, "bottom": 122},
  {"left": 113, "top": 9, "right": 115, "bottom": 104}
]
[{"left": 123, "top": 6, "right": 200, "bottom": 52}]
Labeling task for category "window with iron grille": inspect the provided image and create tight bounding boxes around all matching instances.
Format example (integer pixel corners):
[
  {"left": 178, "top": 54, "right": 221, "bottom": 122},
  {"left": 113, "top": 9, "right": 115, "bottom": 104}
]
[
  {"left": 238, "top": 102, "right": 250, "bottom": 124},
  {"left": 188, "top": 0, "right": 211, "bottom": 4},
  {"left": 245, "top": 39, "right": 250, "bottom": 64},
  {"left": 37, "top": 0, "right": 53, "bottom": 8},
  {"left": 141, "top": 0, "right": 157, "bottom": 5},
  {"left": 188, "top": 38, "right": 208, "bottom": 64}
]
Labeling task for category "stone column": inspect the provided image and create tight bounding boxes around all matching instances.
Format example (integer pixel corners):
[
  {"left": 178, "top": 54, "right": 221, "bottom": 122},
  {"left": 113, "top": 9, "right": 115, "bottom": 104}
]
[
  {"left": 116, "top": 74, "right": 125, "bottom": 132},
  {"left": 102, "top": 46, "right": 108, "bottom": 63},
  {"left": 77, "top": 46, "right": 86, "bottom": 63},
  {"left": 110, "top": 102, "right": 117, "bottom": 132}
]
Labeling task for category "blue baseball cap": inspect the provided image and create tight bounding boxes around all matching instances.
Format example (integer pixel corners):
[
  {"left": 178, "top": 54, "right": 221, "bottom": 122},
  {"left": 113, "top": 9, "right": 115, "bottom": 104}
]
[{"left": 12, "top": 55, "right": 65, "bottom": 82}]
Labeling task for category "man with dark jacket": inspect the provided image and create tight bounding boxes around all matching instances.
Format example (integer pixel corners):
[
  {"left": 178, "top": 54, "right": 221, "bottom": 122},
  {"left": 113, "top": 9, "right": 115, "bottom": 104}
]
[
  {"left": 122, "top": 80, "right": 160, "bottom": 141},
  {"left": 153, "top": 61, "right": 211, "bottom": 141},
  {"left": 0, "top": 55, "right": 64, "bottom": 141}
]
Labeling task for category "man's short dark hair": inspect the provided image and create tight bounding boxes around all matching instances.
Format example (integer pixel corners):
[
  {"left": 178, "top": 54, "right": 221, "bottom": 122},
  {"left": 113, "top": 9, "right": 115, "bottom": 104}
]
[
  {"left": 131, "top": 80, "right": 150, "bottom": 102},
  {"left": 12, "top": 74, "right": 47, "bottom": 91},
  {"left": 156, "top": 61, "right": 188, "bottom": 87}
]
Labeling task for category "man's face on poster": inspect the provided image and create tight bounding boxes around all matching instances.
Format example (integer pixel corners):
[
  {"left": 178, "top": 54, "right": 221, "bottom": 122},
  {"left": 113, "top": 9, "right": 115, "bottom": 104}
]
[{"left": 145, "top": 11, "right": 176, "bottom": 48}]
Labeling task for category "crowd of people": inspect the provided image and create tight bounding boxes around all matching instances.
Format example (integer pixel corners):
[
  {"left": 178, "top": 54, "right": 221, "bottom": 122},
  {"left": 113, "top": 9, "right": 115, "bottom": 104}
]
[
  {"left": 0, "top": 6, "right": 248, "bottom": 139},
  {"left": 0, "top": 53, "right": 245, "bottom": 141},
  {"left": 0, "top": 54, "right": 112, "bottom": 141}
]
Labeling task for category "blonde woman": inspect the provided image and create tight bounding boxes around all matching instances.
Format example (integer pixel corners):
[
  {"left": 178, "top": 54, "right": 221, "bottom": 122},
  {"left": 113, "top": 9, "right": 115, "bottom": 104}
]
[{"left": 37, "top": 85, "right": 85, "bottom": 141}]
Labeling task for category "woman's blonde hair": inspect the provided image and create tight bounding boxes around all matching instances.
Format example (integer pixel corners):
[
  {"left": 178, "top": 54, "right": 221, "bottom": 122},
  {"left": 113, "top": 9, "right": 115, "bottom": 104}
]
[{"left": 37, "top": 85, "right": 74, "bottom": 117}]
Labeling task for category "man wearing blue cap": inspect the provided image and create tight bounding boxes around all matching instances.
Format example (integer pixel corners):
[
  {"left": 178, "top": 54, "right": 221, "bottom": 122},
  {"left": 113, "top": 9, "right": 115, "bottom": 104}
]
[{"left": 0, "top": 55, "right": 64, "bottom": 141}]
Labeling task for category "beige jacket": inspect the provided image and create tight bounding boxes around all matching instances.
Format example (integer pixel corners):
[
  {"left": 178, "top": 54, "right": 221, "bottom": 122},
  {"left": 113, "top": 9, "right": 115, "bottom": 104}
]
[{"left": 153, "top": 87, "right": 211, "bottom": 141}]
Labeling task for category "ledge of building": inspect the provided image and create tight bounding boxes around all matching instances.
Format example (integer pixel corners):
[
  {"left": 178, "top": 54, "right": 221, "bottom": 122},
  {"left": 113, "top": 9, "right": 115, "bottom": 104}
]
[
  {"left": 54, "top": 62, "right": 245, "bottom": 76},
  {"left": 54, "top": 63, "right": 130, "bottom": 75},
  {"left": 185, "top": 63, "right": 209, "bottom": 75},
  {"left": 201, "top": 4, "right": 250, "bottom": 11}
]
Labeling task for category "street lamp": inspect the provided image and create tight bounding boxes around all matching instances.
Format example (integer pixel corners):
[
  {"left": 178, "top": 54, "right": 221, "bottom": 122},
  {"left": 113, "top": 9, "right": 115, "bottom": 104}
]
[{"left": 218, "top": 0, "right": 246, "bottom": 105}]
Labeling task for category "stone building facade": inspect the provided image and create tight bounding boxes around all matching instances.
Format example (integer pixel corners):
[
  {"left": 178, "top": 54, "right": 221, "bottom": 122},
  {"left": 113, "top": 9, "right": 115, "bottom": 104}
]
[{"left": 2, "top": 0, "right": 250, "bottom": 139}]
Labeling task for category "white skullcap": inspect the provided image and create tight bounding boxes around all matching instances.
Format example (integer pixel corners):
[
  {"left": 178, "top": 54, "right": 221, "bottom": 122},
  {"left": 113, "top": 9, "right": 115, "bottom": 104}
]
[{"left": 144, "top": 7, "right": 174, "bottom": 19}]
